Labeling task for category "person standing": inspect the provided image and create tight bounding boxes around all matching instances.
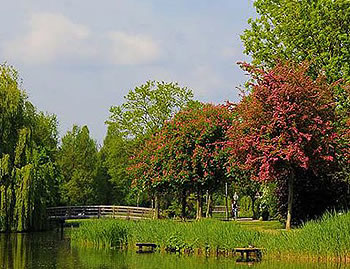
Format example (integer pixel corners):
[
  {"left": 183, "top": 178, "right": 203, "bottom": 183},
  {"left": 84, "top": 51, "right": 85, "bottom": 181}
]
[{"left": 231, "top": 200, "right": 238, "bottom": 220}]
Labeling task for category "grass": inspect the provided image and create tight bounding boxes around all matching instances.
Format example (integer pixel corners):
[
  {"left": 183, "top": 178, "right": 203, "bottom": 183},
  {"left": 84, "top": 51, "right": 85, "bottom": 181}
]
[
  {"left": 238, "top": 220, "right": 284, "bottom": 234},
  {"left": 261, "top": 212, "right": 350, "bottom": 260},
  {"left": 71, "top": 218, "right": 261, "bottom": 253},
  {"left": 70, "top": 219, "right": 127, "bottom": 248},
  {"left": 69, "top": 211, "right": 350, "bottom": 261}
]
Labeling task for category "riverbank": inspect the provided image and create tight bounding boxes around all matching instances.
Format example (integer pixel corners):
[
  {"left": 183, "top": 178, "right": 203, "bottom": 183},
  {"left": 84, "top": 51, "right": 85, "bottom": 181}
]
[
  {"left": 3, "top": 232, "right": 350, "bottom": 269},
  {"left": 70, "top": 211, "right": 350, "bottom": 262}
]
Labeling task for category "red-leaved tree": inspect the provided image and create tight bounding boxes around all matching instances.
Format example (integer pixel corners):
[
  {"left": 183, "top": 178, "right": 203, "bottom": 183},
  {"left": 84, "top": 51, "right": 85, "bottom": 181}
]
[
  {"left": 227, "top": 62, "right": 344, "bottom": 229},
  {"left": 128, "top": 103, "right": 232, "bottom": 219}
]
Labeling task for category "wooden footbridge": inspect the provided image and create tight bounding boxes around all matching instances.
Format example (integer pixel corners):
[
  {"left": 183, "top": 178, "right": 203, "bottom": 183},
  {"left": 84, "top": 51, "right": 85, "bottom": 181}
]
[{"left": 47, "top": 205, "right": 154, "bottom": 221}]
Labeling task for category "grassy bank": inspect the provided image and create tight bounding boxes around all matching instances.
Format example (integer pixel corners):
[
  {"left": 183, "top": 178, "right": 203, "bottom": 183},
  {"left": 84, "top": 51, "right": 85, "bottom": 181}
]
[
  {"left": 263, "top": 212, "right": 350, "bottom": 260},
  {"left": 71, "top": 219, "right": 262, "bottom": 252},
  {"left": 70, "top": 211, "right": 350, "bottom": 261}
]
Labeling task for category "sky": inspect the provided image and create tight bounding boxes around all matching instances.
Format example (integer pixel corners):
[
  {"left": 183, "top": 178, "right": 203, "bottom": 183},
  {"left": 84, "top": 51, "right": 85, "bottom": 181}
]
[{"left": 0, "top": 0, "right": 256, "bottom": 144}]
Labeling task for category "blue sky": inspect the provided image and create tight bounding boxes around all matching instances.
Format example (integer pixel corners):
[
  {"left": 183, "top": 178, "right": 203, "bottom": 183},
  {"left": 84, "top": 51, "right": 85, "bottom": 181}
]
[{"left": 0, "top": 0, "right": 256, "bottom": 143}]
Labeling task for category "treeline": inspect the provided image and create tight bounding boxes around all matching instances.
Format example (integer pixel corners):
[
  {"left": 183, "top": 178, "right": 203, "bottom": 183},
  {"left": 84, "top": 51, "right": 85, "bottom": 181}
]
[
  {"left": 0, "top": 76, "right": 196, "bottom": 231},
  {"left": 1, "top": 0, "right": 350, "bottom": 232},
  {"left": 129, "top": 62, "right": 350, "bottom": 230},
  {"left": 57, "top": 81, "right": 195, "bottom": 208}
]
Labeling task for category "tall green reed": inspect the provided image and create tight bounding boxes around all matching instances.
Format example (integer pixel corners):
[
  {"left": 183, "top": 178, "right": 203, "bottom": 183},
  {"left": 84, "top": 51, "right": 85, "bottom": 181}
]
[
  {"left": 71, "top": 211, "right": 350, "bottom": 260},
  {"left": 262, "top": 211, "right": 350, "bottom": 259},
  {"left": 71, "top": 219, "right": 127, "bottom": 248}
]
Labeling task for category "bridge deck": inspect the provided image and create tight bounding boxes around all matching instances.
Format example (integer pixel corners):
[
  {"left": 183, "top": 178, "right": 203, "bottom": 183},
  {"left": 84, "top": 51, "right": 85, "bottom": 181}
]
[{"left": 47, "top": 205, "right": 154, "bottom": 220}]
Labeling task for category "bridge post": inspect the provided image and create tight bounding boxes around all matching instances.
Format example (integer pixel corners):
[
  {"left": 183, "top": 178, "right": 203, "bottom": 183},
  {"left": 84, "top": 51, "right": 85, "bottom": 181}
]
[{"left": 58, "top": 219, "right": 65, "bottom": 239}]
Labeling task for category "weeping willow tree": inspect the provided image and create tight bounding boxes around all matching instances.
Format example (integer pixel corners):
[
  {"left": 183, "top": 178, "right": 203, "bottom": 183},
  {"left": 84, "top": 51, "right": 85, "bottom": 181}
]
[{"left": 0, "top": 63, "right": 59, "bottom": 232}]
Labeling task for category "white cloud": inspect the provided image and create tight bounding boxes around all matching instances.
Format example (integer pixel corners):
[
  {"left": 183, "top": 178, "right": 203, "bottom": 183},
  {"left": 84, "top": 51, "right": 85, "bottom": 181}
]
[
  {"left": 107, "top": 31, "right": 160, "bottom": 65},
  {"left": 2, "top": 12, "right": 162, "bottom": 66},
  {"left": 2, "top": 12, "right": 90, "bottom": 64}
]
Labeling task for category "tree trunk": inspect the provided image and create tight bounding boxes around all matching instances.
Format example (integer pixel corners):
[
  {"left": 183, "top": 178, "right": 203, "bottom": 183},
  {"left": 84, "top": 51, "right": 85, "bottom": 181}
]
[
  {"left": 153, "top": 194, "right": 160, "bottom": 219},
  {"left": 181, "top": 189, "right": 187, "bottom": 219},
  {"left": 286, "top": 170, "right": 295, "bottom": 230},
  {"left": 251, "top": 197, "right": 256, "bottom": 220},
  {"left": 225, "top": 182, "right": 229, "bottom": 220},
  {"left": 206, "top": 193, "right": 212, "bottom": 218},
  {"left": 196, "top": 188, "right": 202, "bottom": 220}
]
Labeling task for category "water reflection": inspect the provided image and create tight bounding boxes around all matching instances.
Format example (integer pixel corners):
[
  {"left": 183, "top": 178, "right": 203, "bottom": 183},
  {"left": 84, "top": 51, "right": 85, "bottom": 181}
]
[{"left": 0, "top": 231, "right": 349, "bottom": 269}]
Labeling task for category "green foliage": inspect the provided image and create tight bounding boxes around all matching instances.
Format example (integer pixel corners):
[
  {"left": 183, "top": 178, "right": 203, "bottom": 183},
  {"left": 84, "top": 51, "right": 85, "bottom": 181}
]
[
  {"left": 242, "top": 0, "right": 350, "bottom": 81},
  {"left": 71, "top": 219, "right": 127, "bottom": 248},
  {"left": 107, "top": 80, "right": 194, "bottom": 139},
  {"left": 238, "top": 196, "right": 253, "bottom": 218},
  {"left": 258, "top": 183, "right": 279, "bottom": 220},
  {"left": 99, "top": 126, "right": 136, "bottom": 205},
  {"left": 241, "top": 0, "right": 350, "bottom": 121},
  {"left": 72, "top": 211, "right": 350, "bottom": 260},
  {"left": 58, "top": 125, "right": 100, "bottom": 205},
  {"left": 263, "top": 211, "right": 350, "bottom": 258},
  {"left": 93, "top": 150, "right": 115, "bottom": 205},
  {"left": 0, "top": 63, "right": 59, "bottom": 231},
  {"left": 71, "top": 219, "right": 261, "bottom": 253},
  {"left": 104, "top": 80, "right": 195, "bottom": 205}
]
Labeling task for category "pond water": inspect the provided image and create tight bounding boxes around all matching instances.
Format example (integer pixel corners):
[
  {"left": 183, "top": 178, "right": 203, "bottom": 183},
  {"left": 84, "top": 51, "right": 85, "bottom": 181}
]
[{"left": 0, "top": 231, "right": 349, "bottom": 269}]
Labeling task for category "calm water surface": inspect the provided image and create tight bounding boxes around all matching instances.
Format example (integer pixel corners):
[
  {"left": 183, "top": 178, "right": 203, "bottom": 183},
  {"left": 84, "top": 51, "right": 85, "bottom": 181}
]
[{"left": 0, "top": 231, "right": 349, "bottom": 269}]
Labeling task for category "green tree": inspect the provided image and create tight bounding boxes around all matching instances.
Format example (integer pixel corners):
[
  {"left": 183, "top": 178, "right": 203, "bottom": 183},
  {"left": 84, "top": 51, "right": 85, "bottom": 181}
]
[
  {"left": 241, "top": 0, "right": 350, "bottom": 116},
  {"left": 104, "top": 81, "right": 195, "bottom": 205},
  {"left": 0, "top": 63, "right": 59, "bottom": 231},
  {"left": 242, "top": 0, "right": 350, "bottom": 80},
  {"left": 94, "top": 149, "right": 115, "bottom": 205},
  {"left": 58, "top": 125, "right": 98, "bottom": 205},
  {"left": 107, "top": 80, "right": 194, "bottom": 139},
  {"left": 230, "top": 170, "right": 261, "bottom": 219},
  {"left": 99, "top": 125, "right": 134, "bottom": 205}
]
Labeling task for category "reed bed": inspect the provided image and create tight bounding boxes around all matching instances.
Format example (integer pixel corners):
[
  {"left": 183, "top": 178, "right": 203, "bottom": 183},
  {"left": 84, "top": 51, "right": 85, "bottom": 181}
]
[
  {"left": 70, "top": 211, "right": 350, "bottom": 261},
  {"left": 71, "top": 219, "right": 261, "bottom": 252},
  {"left": 261, "top": 211, "right": 350, "bottom": 260},
  {"left": 70, "top": 219, "right": 127, "bottom": 248}
]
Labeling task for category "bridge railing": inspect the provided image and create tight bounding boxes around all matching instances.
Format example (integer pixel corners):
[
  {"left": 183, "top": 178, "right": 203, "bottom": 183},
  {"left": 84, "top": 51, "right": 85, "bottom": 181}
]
[{"left": 47, "top": 205, "right": 154, "bottom": 220}]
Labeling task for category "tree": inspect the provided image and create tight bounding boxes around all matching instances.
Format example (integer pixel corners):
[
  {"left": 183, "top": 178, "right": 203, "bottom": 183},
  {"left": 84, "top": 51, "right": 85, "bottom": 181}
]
[
  {"left": 129, "top": 103, "right": 232, "bottom": 219},
  {"left": 58, "top": 125, "right": 98, "bottom": 205},
  {"left": 99, "top": 125, "right": 136, "bottom": 205},
  {"left": 107, "top": 80, "right": 194, "bottom": 139},
  {"left": 227, "top": 62, "right": 344, "bottom": 229},
  {"left": 0, "top": 63, "right": 59, "bottom": 231},
  {"left": 242, "top": 0, "right": 350, "bottom": 80},
  {"left": 241, "top": 0, "right": 350, "bottom": 116},
  {"left": 229, "top": 170, "right": 261, "bottom": 219},
  {"left": 104, "top": 81, "right": 195, "bottom": 205},
  {"left": 93, "top": 149, "right": 115, "bottom": 205}
]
